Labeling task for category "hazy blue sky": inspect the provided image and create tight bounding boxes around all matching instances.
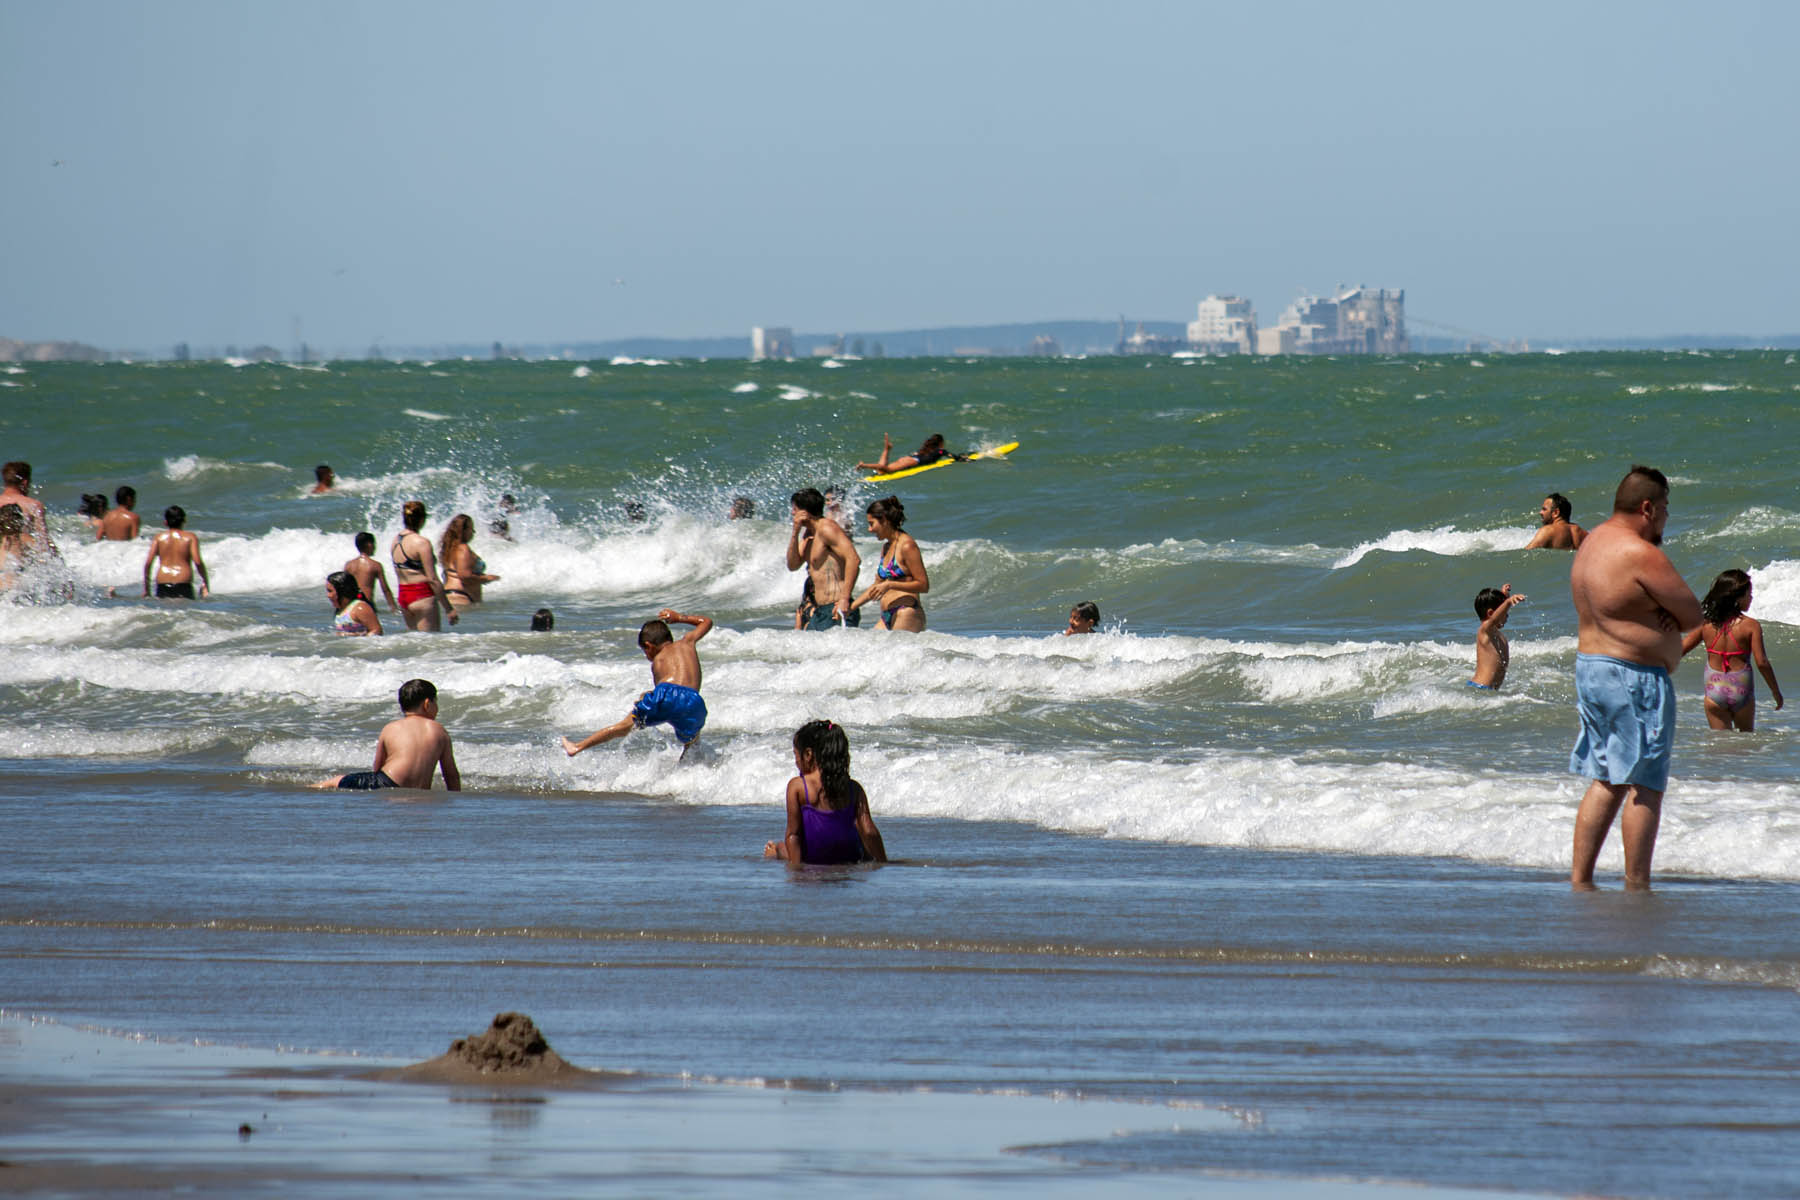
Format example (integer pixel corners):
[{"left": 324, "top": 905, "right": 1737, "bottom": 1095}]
[{"left": 4, "top": 0, "right": 1796, "bottom": 352}]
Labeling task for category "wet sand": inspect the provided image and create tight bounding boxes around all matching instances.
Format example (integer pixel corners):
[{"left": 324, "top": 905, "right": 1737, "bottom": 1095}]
[{"left": 0, "top": 1016, "right": 1530, "bottom": 1198}]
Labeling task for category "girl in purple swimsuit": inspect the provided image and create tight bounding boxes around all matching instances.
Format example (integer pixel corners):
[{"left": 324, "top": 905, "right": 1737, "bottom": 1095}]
[
  {"left": 1681, "top": 569, "right": 1783, "bottom": 731},
  {"left": 763, "top": 720, "right": 888, "bottom": 866}
]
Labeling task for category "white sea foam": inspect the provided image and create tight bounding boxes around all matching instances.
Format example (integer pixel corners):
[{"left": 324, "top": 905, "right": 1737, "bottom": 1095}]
[
  {"left": 162, "top": 454, "right": 287, "bottom": 481},
  {"left": 1333, "top": 525, "right": 1522, "bottom": 568},
  {"left": 731, "top": 382, "right": 759, "bottom": 394},
  {"left": 571, "top": 365, "right": 592, "bottom": 378},
  {"left": 778, "top": 385, "right": 816, "bottom": 401},
  {"left": 403, "top": 408, "right": 452, "bottom": 421},
  {"left": 12, "top": 590, "right": 1798, "bottom": 881},
  {"left": 610, "top": 356, "right": 670, "bottom": 366}
]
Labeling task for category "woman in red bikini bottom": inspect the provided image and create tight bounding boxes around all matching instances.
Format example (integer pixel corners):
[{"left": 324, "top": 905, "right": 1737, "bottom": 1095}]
[{"left": 391, "top": 500, "right": 458, "bottom": 631}]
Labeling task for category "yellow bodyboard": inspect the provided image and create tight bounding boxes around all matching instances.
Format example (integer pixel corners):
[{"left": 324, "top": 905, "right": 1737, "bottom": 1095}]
[{"left": 864, "top": 442, "right": 1019, "bottom": 483}]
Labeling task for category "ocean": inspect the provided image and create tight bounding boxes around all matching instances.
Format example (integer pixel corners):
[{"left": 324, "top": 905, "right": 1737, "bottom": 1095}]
[{"left": 3, "top": 350, "right": 1799, "bottom": 1196}]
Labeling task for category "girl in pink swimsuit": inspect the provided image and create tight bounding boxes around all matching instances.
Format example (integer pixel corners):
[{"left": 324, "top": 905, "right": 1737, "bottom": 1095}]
[{"left": 1681, "top": 569, "right": 1784, "bottom": 731}]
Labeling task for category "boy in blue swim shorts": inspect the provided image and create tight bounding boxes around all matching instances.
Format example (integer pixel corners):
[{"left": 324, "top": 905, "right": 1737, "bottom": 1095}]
[{"left": 563, "top": 608, "right": 713, "bottom": 758}]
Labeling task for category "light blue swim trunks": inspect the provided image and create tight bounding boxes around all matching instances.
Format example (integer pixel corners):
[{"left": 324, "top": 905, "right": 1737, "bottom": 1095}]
[
  {"left": 1569, "top": 653, "right": 1675, "bottom": 791},
  {"left": 632, "top": 681, "right": 707, "bottom": 744}
]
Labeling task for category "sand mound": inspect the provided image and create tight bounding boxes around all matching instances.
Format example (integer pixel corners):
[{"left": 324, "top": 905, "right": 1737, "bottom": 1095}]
[{"left": 379, "top": 1012, "right": 604, "bottom": 1086}]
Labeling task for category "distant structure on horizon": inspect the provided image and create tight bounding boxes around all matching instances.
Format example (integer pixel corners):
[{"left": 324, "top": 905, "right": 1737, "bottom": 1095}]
[
  {"left": 1258, "top": 287, "right": 1407, "bottom": 355},
  {"left": 751, "top": 326, "right": 794, "bottom": 361},
  {"left": 1187, "top": 295, "right": 1257, "bottom": 355}
]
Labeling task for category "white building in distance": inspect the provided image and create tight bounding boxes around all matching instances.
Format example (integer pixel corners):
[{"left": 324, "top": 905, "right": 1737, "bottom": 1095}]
[
  {"left": 1186, "top": 295, "right": 1257, "bottom": 355},
  {"left": 1260, "top": 287, "right": 1406, "bottom": 355},
  {"left": 751, "top": 326, "right": 794, "bottom": 361}
]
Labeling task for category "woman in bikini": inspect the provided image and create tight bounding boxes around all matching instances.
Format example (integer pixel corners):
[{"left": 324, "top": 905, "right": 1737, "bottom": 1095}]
[
  {"left": 849, "top": 494, "right": 928, "bottom": 632},
  {"left": 439, "top": 513, "right": 499, "bottom": 612},
  {"left": 1681, "top": 568, "right": 1783, "bottom": 731},
  {"left": 324, "top": 571, "right": 382, "bottom": 637},
  {"left": 763, "top": 719, "right": 887, "bottom": 865},
  {"left": 856, "top": 433, "right": 960, "bottom": 474},
  {"left": 391, "top": 501, "right": 458, "bottom": 631}
]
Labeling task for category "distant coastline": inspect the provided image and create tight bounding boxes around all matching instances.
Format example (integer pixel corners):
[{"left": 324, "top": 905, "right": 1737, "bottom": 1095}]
[{"left": 5, "top": 324, "right": 1799, "bottom": 364}]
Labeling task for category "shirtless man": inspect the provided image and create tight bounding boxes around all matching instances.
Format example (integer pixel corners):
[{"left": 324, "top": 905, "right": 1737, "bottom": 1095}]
[
  {"left": 1568, "top": 465, "right": 1702, "bottom": 890},
  {"left": 1525, "top": 493, "right": 1586, "bottom": 550},
  {"left": 311, "top": 464, "right": 335, "bottom": 494},
  {"left": 563, "top": 609, "right": 712, "bottom": 756},
  {"left": 787, "top": 487, "right": 862, "bottom": 630},
  {"left": 142, "top": 505, "right": 210, "bottom": 599},
  {"left": 345, "top": 531, "right": 399, "bottom": 611},
  {"left": 315, "top": 678, "right": 461, "bottom": 790},
  {"left": 0, "top": 461, "right": 55, "bottom": 556},
  {"left": 98, "top": 486, "right": 141, "bottom": 540}
]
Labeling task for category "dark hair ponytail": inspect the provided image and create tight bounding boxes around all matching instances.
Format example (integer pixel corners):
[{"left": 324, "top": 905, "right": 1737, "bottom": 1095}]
[
  {"left": 793, "top": 719, "right": 853, "bottom": 810},
  {"left": 1701, "top": 569, "right": 1751, "bottom": 627},
  {"left": 866, "top": 495, "right": 906, "bottom": 530}
]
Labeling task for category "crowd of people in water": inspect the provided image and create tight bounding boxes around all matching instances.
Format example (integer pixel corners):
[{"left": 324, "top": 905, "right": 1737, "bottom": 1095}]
[{"left": 0, "top": 452, "right": 1785, "bottom": 883}]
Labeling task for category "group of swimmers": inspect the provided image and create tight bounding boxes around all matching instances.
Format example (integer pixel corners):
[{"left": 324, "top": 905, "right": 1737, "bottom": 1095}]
[{"left": 1469, "top": 488, "right": 1783, "bottom": 733}]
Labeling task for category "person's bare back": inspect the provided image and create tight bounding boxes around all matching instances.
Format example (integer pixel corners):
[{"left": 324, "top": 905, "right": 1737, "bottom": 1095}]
[
  {"left": 372, "top": 712, "right": 458, "bottom": 788},
  {"left": 317, "top": 679, "right": 460, "bottom": 791},
  {"left": 98, "top": 508, "right": 140, "bottom": 541}
]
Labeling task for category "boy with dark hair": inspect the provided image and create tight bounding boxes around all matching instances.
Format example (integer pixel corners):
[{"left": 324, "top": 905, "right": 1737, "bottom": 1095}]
[
  {"left": 143, "top": 505, "right": 210, "bottom": 599},
  {"left": 346, "top": 531, "right": 398, "bottom": 611},
  {"left": 1469, "top": 583, "right": 1524, "bottom": 690},
  {"left": 311, "top": 464, "right": 335, "bottom": 494},
  {"left": 563, "top": 608, "right": 712, "bottom": 756},
  {"left": 316, "top": 678, "right": 461, "bottom": 790},
  {"left": 99, "top": 486, "right": 141, "bottom": 540},
  {"left": 1065, "top": 601, "right": 1101, "bottom": 635}
]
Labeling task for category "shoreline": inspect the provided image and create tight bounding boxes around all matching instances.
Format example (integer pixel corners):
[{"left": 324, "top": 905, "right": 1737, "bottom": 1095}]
[{"left": 0, "top": 1015, "right": 1528, "bottom": 1198}]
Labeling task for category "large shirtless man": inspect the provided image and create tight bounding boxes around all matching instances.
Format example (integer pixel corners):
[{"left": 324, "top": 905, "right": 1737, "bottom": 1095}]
[
  {"left": 1567, "top": 465, "right": 1701, "bottom": 890},
  {"left": 1525, "top": 492, "right": 1587, "bottom": 550},
  {"left": 787, "top": 487, "right": 862, "bottom": 630}
]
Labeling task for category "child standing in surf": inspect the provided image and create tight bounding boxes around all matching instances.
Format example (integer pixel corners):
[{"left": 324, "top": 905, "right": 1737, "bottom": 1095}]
[
  {"left": 1681, "top": 569, "right": 1783, "bottom": 731},
  {"left": 1468, "top": 584, "right": 1524, "bottom": 690},
  {"left": 562, "top": 608, "right": 712, "bottom": 757}
]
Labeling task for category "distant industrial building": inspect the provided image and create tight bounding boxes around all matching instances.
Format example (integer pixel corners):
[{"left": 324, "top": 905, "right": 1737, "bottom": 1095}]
[
  {"left": 751, "top": 326, "right": 794, "bottom": 361},
  {"left": 1260, "top": 287, "right": 1407, "bottom": 355},
  {"left": 1186, "top": 295, "right": 1257, "bottom": 355},
  {"left": 1116, "top": 319, "right": 1188, "bottom": 356}
]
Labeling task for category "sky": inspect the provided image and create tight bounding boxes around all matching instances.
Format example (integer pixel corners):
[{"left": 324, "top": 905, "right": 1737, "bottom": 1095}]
[{"left": 4, "top": 0, "right": 1797, "bottom": 353}]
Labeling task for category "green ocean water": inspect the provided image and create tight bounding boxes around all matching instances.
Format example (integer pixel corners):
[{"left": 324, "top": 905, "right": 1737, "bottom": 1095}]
[{"left": 6, "top": 351, "right": 1800, "bottom": 1196}]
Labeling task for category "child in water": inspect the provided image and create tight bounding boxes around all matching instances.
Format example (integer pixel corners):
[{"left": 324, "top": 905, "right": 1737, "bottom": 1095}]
[
  {"left": 562, "top": 608, "right": 711, "bottom": 757},
  {"left": 763, "top": 720, "right": 887, "bottom": 866},
  {"left": 1682, "top": 569, "right": 1783, "bottom": 731},
  {"left": 1468, "top": 584, "right": 1524, "bottom": 690}
]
